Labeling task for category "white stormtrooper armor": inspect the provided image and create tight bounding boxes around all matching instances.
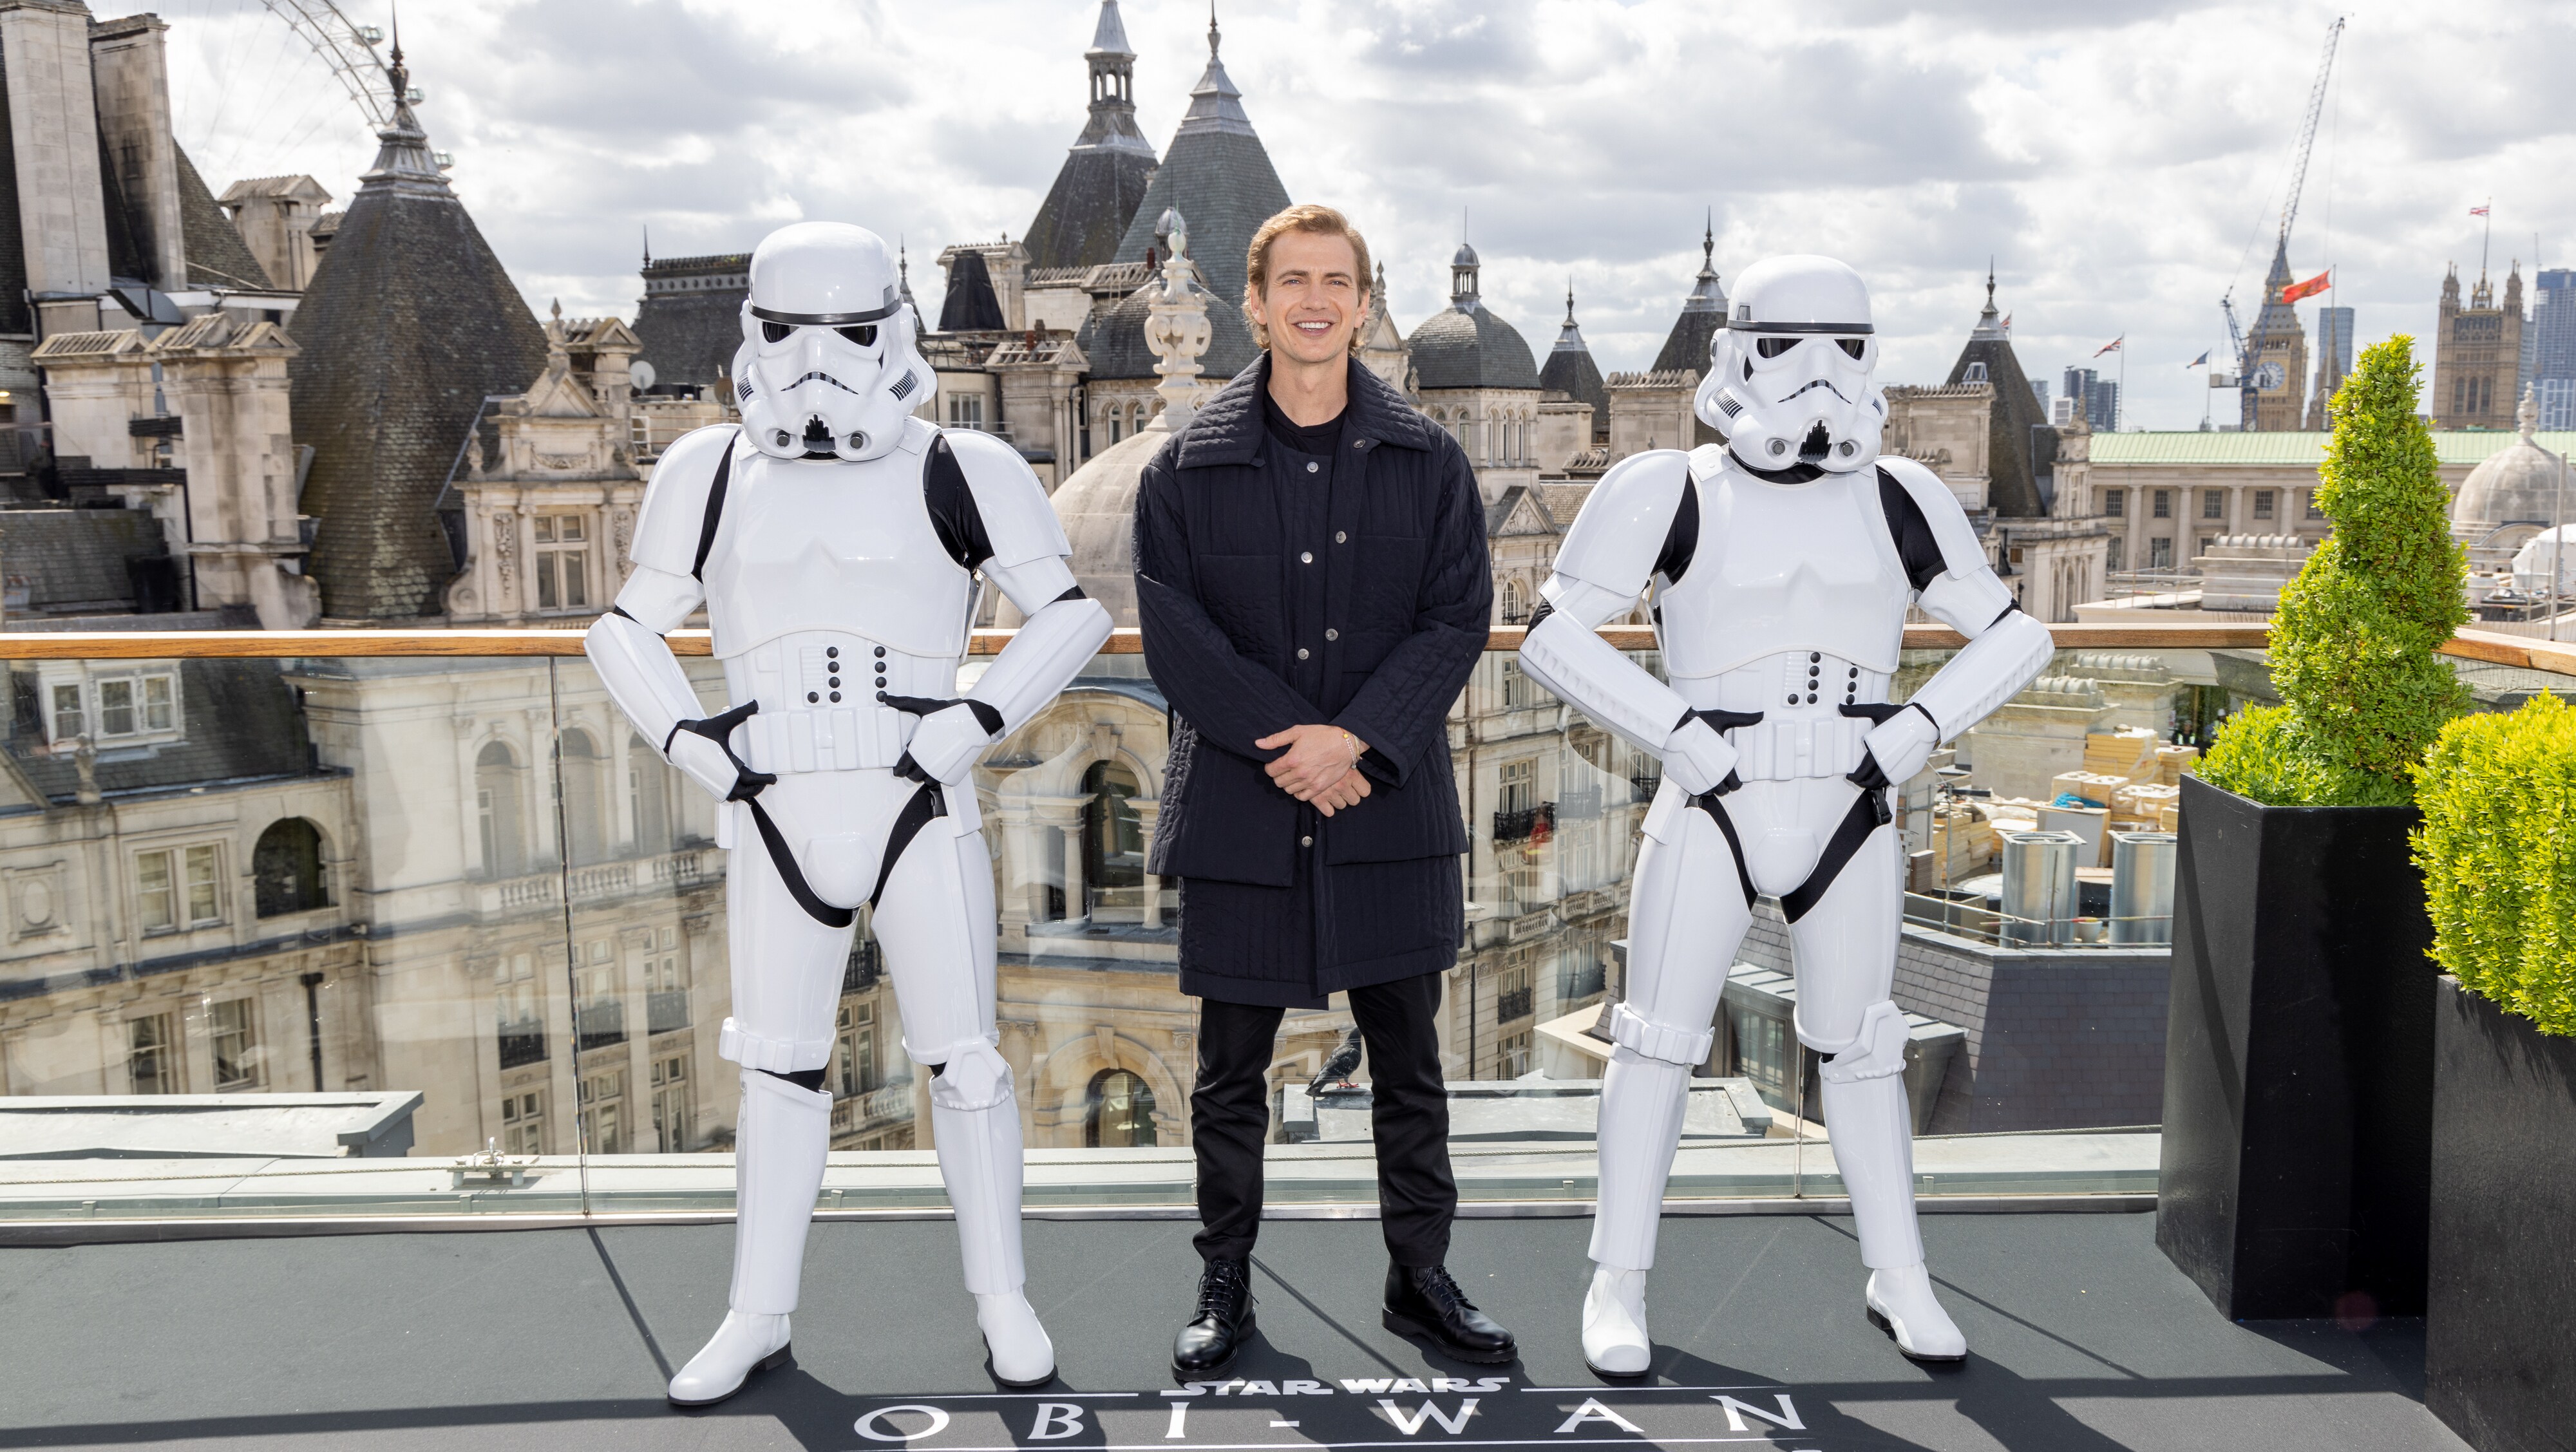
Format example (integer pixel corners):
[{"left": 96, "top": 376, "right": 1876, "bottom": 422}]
[
  {"left": 584, "top": 222, "right": 1113, "bottom": 1404},
  {"left": 1518, "top": 256, "right": 2054, "bottom": 1373}
]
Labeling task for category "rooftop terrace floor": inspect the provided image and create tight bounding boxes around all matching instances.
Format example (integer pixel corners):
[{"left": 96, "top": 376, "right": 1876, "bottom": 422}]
[{"left": 0, "top": 1210, "right": 2464, "bottom": 1451}]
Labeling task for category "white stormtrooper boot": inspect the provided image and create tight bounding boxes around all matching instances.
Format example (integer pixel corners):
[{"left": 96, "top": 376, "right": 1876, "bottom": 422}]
[
  {"left": 1584, "top": 1042, "right": 1695, "bottom": 1378},
  {"left": 669, "top": 1070, "right": 831, "bottom": 1406},
  {"left": 1821, "top": 1006, "right": 1965, "bottom": 1362},
  {"left": 1581, "top": 1265, "right": 1653, "bottom": 1377},
  {"left": 933, "top": 1041, "right": 1056, "bottom": 1388}
]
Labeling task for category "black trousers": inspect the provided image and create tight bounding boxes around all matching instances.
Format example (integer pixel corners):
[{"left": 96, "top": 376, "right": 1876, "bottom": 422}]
[{"left": 1191, "top": 972, "right": 1457, "bottom": 1267}]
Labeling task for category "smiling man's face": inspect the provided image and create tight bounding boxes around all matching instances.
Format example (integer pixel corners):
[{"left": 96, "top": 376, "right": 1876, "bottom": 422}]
[{"left": 1249, "top": 229, "right": 1367, "bottom": 367}]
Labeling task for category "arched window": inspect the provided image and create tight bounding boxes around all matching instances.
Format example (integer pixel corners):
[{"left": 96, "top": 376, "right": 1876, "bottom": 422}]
[
  {"left": 1083, "top": 759, "right": 1145, "bottom": 916},
  {"left": 627, "top": 733, "right": 671, "bottom": 853},
  {"left": 1085, "top": 1067, "right": 1158, "bottom": 1147},
  {"left": 252, "top": 818, "right": 328, "bottom": 917},
  {"left": 1499, "top": 578, "right": 1524, "bottom": 624},
  {"left": 558, "top": 728, "right": 608, "bottom": 866},
  {"left": 477, "top": 740, "right": 527, "bottom": 877}
]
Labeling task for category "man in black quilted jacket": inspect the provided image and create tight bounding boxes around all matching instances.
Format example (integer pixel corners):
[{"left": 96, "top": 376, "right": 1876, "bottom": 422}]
[{"left": 1132, "top": 203, "right": 1507, "bottom": 1377}]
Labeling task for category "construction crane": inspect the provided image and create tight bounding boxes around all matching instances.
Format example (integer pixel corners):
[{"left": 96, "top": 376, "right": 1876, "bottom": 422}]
[{"left": 2224, "top": 16, "right": 2344, "bottom": 427}]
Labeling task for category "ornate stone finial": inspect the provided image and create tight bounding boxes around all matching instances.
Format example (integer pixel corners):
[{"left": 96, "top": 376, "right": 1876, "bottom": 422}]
[
  {"left": 2520, "top": 382, "right": 2539, "bottom": 441},
  {"left": 1703, "top": 208, "right": 1714, "bottom": 267},
  {"left": 1564, "top": 279, "right": 1577, "bottom": 327},
  {"left": 1144, "top": 209, "right": 1213, "bottom": 432},
  {"left": 1208, "top": 0, "right": 1220, "bottom": 58}
]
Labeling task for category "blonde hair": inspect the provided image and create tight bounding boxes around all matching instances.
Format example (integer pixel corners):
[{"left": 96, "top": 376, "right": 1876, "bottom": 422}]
[{"left": 1244, "top": 204, "right": 1372, "bottom": 350}]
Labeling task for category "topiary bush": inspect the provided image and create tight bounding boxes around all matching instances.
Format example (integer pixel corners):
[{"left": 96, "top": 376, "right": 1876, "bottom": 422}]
[
  {"left": 2198, "top": 335, "right": 2469, "bottom": 806},
  {"left": 2412, "top": 692, "right": 2576, "bottom": 1036}
]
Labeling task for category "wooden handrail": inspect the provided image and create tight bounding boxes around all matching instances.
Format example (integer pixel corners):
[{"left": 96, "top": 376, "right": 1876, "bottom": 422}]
[{"left": 0, "top": 622, "right": 2559, "bottom": 673}]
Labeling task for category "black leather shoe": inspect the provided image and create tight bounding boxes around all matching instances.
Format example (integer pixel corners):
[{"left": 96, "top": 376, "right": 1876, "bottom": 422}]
[
  {"left": 1383, "top": 1263, "right": 1516, "bottom": 1364},
  {"left": 1172, "top": 1258, "right": 1256, "bottom": 1379}
]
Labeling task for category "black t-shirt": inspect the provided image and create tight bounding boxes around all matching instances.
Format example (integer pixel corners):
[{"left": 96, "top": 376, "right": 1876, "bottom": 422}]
[{"left": 1261, "top": 390, "right": 1347, "bottom": 456}]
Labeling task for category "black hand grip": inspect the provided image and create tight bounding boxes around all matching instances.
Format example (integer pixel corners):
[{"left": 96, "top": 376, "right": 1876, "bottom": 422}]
[{"left": 666, "top": 701, "right": 774, "bottom": 801}]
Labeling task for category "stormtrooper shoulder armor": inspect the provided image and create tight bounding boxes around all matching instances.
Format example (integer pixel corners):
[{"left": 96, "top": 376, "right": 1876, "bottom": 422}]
[
  {"left": 1553, "top": 448, "right": 1694, "bottom": 595},
  {"left": 943, "top": 428, "right": 1074, "bottom": 571},
  {"left": 1875, "top": 456, "right": 1987, "bottom": 581},
  {"left": 630, "top": 424, "right": 742, "bottom": 579}
]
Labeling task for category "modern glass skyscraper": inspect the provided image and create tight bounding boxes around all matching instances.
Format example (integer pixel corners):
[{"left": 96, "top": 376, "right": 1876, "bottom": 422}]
[{"left": 2533, "top": 270, "right": 2576, "bottom": 427}]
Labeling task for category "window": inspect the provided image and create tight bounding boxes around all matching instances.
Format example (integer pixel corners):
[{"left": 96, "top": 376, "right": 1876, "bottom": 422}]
[
  {"left": 558, "top": 729, "right": 607, "bottom": 866},
  {"left": 128, "top": 1013, "right": 178, "bottom": 1094},
  {"left": 650, "top": 1052, "right": 692, "bottom": 1153},
  {"left": 2306, "top": 492, "right": 2325, "bottom": 520},
  {"left": 837, "top": 1001, "right": 878, "bottom": 1099},
  {"left": 210, "top": 998, "right": 261, "bottom": 1090},
  {"left": 137, "top": 844, "right": 221, "bottom": 932},
  {"left": 497, "top": 953, "right": 545, "bottom": 1069},
  {"left": 44, "top": 669, "right": 179, "bottom": 744},
  {"left": 1498, "top": 759, "right": 1533, "bottom": 816},
  {"left": 1497, "top": 952, "right": 1535, "bottom": 1024},
  {"left": 2148, "top": 537, "right": 2174, "bottom": 570},
  {"left": 2253, "top": 489, "right": 2276, "bottom": 520},
  {"left": 531, "top": 514, "right": 589, "bottom": 611},
  {"left": 1106, "top": 415, "right": 1121, "bottom": 445},
  {"left": 1085, "top": 1068, "right": 1157, "bottom": 1147},
  {"left": 2202, "top": 489, "right": 2225, "bottom": 521},
  {"left": 252, "top": 818, "right": 327, "bottom": 916},
  {"left": 627, "top": 734, "right": 670, "bottom": 851},
  {"left": 946, "top": 394, "right": 984, "bottom": 429},
  {"left": 1501, "top": 658, "right": 1537, "bottom": 709},
  {"left": 578, "top": 1068, "right": 625, "bottom": 1155},
  {"left": 48, "top": 683, "right": 82, "bottom": 741},
  {"left": 2152, "top": 489, "right": 2171, "bottom": 519},
  {"left": 1081, "top": 760, "right": 1146, "bottom": 918},
  {"left": 1963, "top": 361, "right": 1988, "bottom": 383},
  {"left": 2107, "top": 537, "right": 2125, "bottom": 572},
  {"left": 500, "top": 1089, "right": 546, "bottom": 1155},
  {"left": 1499, "top": 578, "right": 1524, "bottom": 625},
  {"left": 477, "top": 741, "right": 526, "bottom": 876},
  {"left": 2103, "top": 488, "right": 2125, "bottom": 518},
  {"left": 1498, "top": 1030, "right": 1532, "bottom": 1078}
]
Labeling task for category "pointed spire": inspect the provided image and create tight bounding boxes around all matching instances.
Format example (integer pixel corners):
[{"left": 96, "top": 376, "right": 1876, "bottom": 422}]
[
  {"left": 1553, "top": 280, "right": 1589, "bottom": 355},
  {"left": 357, "top": 2, "right": 451, "bottom": 199},
  {"left": 1679, "top": 212, "right": 1726, "bottom": 316},
  {"left": 1089, "top": 0, "right": 1134, "bottom": 57},
  {"left": 1179, "top": 1, "right": 1253, "bottom": 136},
  {"left": 641, "top": 224, "right": 650, "bottom": 268},
  {"left": 1971, "top": 261, "right": 2004, "bottom": 341},
  {"left": 1564, "top": 279, "right": 1577, "bottom": 328}
]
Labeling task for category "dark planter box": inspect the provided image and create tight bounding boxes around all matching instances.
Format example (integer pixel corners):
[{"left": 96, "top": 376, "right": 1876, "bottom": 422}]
[
  {"left": 2425, "top": 976, "right": 2576, "bottom": 1451},
  {"left": 2154, "top": 774, "right": 2434, "bottom": 1319}
]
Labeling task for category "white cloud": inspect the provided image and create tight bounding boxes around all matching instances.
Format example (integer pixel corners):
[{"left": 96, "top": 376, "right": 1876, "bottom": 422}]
[{"left": 107, "top": 0, "right": 2576, "bottom": 428}]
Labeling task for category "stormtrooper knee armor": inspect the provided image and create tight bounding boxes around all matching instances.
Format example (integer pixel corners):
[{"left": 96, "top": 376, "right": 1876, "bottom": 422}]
[
  {"left": 585, "top": 222, "right": 1112, "bottom": 1405},
  {"left": 1519, "top": 256, "right": 2053, "bottom": 1368}
]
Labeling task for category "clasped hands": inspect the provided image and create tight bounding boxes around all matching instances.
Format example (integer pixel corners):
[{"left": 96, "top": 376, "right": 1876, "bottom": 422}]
[{"left": 1255, "top": 722, "right": 1370, "bottom": 816}]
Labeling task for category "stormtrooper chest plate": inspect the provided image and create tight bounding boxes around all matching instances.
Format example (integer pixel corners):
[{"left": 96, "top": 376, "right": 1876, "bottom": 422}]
[
  {"left": 1654, "top": 460, "right": 1913, "bottom": 678},
  {"left": 699, "top": 446, "right": 976, "bottom": 661}
]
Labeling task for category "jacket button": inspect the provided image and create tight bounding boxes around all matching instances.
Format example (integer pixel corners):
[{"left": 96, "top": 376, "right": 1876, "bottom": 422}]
[
  {"left": 1325, "top": 628, "right": 1339, "bottom": 641},
  {"left": 1306, "top": 461, "right": 1319, "bottom": 474},
  {"left": 1300, "top": 835, "right": 1314, "bottom": 847},
  {"left": 1301, "top": 551, "right": 1314, "bottom": 563},
  {"left": 1298, "top": 648, "right": 1311, "bottom": 660},
  {"left": 1336, "top": 531, "right": 1347, "bottom": 543}
]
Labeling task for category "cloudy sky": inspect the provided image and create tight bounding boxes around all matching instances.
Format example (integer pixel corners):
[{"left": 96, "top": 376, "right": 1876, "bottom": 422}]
[{"left": 107, "top": 0, "right": 2576, "bottom": 429}]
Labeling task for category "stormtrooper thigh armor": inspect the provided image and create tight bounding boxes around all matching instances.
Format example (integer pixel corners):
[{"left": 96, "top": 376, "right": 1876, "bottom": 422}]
[
  {"left": 1519, "top": 256, "right": 2052, "bottom": 1364},
  {"left": 583, "top": 221, "right": 1112, "bottom": 1400}
]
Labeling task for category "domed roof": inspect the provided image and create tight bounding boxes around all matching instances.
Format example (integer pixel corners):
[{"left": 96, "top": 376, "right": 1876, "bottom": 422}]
[
  {"left": 2454, "top": 393, "right": 2565, "bottom": 531},
  {"left": 1406, "top": 302, "right": 1539, "bottom": 391},
  {"left": 1048, "top": 420, "right": 1172, "bottom": 627},
  {"left": 1451, "top": 242, "right": 1480, "bottom": 269},
  {"left": 1077, "top": 276, "right": 1259, "bottom": 382}
]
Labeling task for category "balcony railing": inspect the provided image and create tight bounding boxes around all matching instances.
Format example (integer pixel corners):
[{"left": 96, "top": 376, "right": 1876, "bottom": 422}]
[
  {"left": 1493, "top": 802, "right": 1554, "bottom": 844},
  {"left": 1496, "top": 985, "right": 1533, "bottom": 1023},
  {"left": 496, "top": 1021, "right": 545, "bottom": 1070},
  {"left": 573, "top": 999, "right": 625, "bottom": 1053},
  {"left": 829, "top": 1082, "right": 914, "bottom": 1136},
  {"left": 646, "top": 991, "right": 689, "bottom": 1035}
]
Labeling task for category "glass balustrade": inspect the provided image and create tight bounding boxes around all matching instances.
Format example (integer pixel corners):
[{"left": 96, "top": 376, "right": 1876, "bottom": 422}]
[{"left": 5, "top": 624, "right": 2559, "bottom": 1226}]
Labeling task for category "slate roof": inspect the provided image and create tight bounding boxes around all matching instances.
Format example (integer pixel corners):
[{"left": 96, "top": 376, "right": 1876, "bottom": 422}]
[
  {"left": 1539, "top": 289, "right": 1609, "bottom": 435},
  {"left": 5, "top": 658, "right": 319, "bottom": 807},
  {"left": 1110, "top": 18, "right": 1289, "bottom": 310},
  {"left": 1650, "top": 224, "right": 1727, "bottom": 376},
  {"left": 0, "top": 55, "right": 28, "bottom": 332},
  {"left": 175, "top": 146, "right": 274, "bottom": 290},
  {"left": 634, "top": 252, "right": 750, "bottom": 389},
  {"left": 940, "top": 249, "right": 1008, "bottom": 332},
  {"left": 0, "top": 507, "right": 167, "bottom": 614},
  {"left": 1408, "top": 302, "right": 1540, "bottom": 391},
  {"left": 288, "top": 66, "right": 545, "bottom": 620},
  {"left": 1023, "top": 2, "right": 1157, "bottom": 271},
  {"left": 1077, "top": 266, "right": 1257, "bottom": 382},
  {"left": 1943, "top": 276, "right": 2052, "bottom": 518}
]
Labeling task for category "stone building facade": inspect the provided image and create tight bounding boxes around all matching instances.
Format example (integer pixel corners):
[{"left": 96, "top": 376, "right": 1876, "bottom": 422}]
[{"left": 2435, "top": 260, "right": 2527, "bottom": 429}]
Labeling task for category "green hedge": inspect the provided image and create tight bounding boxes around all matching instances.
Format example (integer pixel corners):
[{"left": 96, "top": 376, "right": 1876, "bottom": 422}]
[
  {"left": 2412, "top": 692, "right": 2576, "bottom": 1037},
  {"left": 2199, "top": 335, "right": 2469, "bottom": 806}
]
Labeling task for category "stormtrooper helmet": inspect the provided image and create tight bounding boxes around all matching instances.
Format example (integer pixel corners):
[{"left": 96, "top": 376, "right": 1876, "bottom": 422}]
[
  {"left": 1695, "top": 254, "right": 1886, "bottom": 473},
  {"left": 731, "top": 222, "right": 927, "bottom": 463}
]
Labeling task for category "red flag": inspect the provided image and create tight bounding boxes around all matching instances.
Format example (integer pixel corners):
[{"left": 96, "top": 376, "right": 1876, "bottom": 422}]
[
  {"left": 2280, "top": 269, "right": 2331, "bottom": 305},
  {"left": 2094, "top": 335, "right": 2123, "bottom": 357}
]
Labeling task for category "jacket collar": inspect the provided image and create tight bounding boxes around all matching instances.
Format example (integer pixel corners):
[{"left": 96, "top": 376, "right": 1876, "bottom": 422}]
[{"left": 1173, "top": 352, "right": 1433, "bottom": 469}]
